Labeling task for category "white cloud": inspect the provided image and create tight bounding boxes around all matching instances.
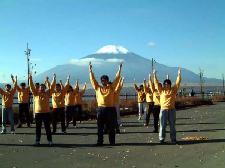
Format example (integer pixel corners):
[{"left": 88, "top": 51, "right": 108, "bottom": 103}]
[
  {"left": 69, "top": 58, "right": 124, "bottom": 65},
  {"left": 148, "top": 42, "right": 156, "bottom": 48}
]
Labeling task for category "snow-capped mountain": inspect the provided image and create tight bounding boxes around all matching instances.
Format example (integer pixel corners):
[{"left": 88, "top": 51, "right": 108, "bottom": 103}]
[{"left": 35, "top": 45, "right": 222, "bottom": 85}]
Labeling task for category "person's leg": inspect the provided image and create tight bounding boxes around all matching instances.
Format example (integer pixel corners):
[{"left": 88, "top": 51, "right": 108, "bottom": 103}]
[
  {"left": 43, "top": 113, "right": 52, "bottom": 143},
  {"left": 107, "top": 108, "right": 116, "bottom": 145},
  {"left": 65, "top": 106, "right": 72, "bottom": 128},
  {"left": 116, "top": 105, "right": 121, "bottom": 126},
  {"left": 145, "top": 103, "right": 150, "bottom": 126},
  {"left": 138, "top": 103, "right": 142, "bottom": 120},
  {"left": 73, "top": 106, "right": 78, "bottom": 126},
  {"left": 1, "top": 108, "right": 7, "bottom": 133},
  {"left": 153, "top": 105, "right": 160, "bottom": 133},
  {"left": 17, "top": 103, "right": 23, "bottom": 127},
  {"left": 8, "top": 107, "right": 15, "bottom": 132},
  {"left": 24, "top": 103, "right": 31, "bottom": 127},
  {"left": 60, "top": 108, "right": 66, "bottom": 132},
  {"left": 52, "top": 109, "right": 57, "bottom": 133},
  {"left": 97, "top": 108, "right": 105, "bottom": 145},
  {"left": 168, "top": 109, "right": 177, "bottom": 143},
  {"left": 159, "top": 109, "right": 168, "bottom": 142},
  {"left": 35, "top": 113, "right": 42, "bottom": 143}
]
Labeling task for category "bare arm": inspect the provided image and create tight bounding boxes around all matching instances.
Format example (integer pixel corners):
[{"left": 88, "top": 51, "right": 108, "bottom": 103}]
[
  {"left": 112, "top": 63, "right": 123, "bottom": 89},
  {"left": 148, "top": 73, "right": 155, "bottom": 93},
  {"left": 89, "top": 62, "right": 99, "bottom": 90},
  {"left": 81, "top": 82, "right": 87, "bottom": 95},
  {"left": 153, "top": 70, "right": 162, "bottom": 93},
  {"left": 29, "top": 74, "right": 37, "bottom": 96}
]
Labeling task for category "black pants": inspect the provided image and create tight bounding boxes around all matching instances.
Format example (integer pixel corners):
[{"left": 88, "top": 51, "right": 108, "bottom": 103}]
[
  {"left": 74, "top": 105, "right": 82, "bottom": 123},
  {"left": 65, "top": 106, "right": 76, "bottom": 127},
  {"left": 52, "top": 108, "right": 66, "bottom": 132},
  {"left": 153, "top": 105, "right": 161, "bottom": 131},
  {"left": 18, "top": 103, "right": 30, "bottom": 126},
  {"left": 97, "top": 107, "right": 117, "bottom": 145},
  {"left": 145, "top": 102, "right": 154, "bottom": 126},
  {"left": 35, "top": 113, "right": 52, "bottom": 142}
]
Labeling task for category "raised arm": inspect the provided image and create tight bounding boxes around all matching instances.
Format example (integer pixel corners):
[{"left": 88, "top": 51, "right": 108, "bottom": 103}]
[
  {"left": 49, "top": 74, "right": 56, "bottom": 94},
  {"left": 45, "top": 76, "right": 51, "bottom": 90},
  {"left": 115, "top": 77, "right": 124, "bottom": 93},
  {"left": 133, "top": 78, "right": 139, "bottom": 92},
  {"left": 11, "top": 75, "right": 17, "bottom": 94},
  {"left": 153, "top": 70, "right": 162, "bottom": 93},
  {"left": 111, "top": 63, "right": 123, "bottom": 89},
  {"left": 148, "top": 73, "right": 155, "bottom": 93},
  {"left": 74, "top": 80, "right": 79, "bottom": 92},
  {"left": 29, "top": 74, "right": 37, "bottom": 96},
  {"left": 81, "top": 82, "right": 87, "bottom": 95},
  {"left": 89, "top": 62, "right": 99, "bottom": 90},
  {"left": 173, "top": 68, "right": 182, "bottom": 91},
  {"left": 143, "top": 79, "right": 149, "bottom": 93}
]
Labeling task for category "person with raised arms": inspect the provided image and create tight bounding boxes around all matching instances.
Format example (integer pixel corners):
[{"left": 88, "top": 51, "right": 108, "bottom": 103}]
[
  {"left": 148, "top": 74, "right": 161, "bottom": 133},
  {"left": 153, "top": 68, "right": 181, "bottom": 144},
  {"left": 47, "top": 76, "right": 70, "bottom": 134},
  {"left": 0, "top": 75, "right": 17, "bottom": 134},
  {"left": 133, "top": 80, "right": 146, "bottom": 121},
  {"left": 89, "top": 62, "right": 122, "bottom": 146},
  {"left": 13, "top": 81, "right": 31, "bottom": 128},
  {"left": 73, "top": 80, "right": 87, "bottom": 126},
  {"left": 29, "top": 74, "right": 56, "bottom": 146},
  {"left": 143, "top": 78, "right": 154, "bottom": 127}
]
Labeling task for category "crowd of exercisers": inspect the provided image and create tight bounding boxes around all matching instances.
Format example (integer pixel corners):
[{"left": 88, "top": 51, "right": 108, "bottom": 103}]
[{"left": 0, "top": 62, "right": 181, "bottom": 146}]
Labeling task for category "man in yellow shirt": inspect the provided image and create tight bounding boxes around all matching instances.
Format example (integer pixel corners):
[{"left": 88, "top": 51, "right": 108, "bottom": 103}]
[
  {"left": 134, "top": 82, "right": 146, "bottom": 120},
  {"left": 15, "top": 82, "right": 30, "bottom": 128},
  {"left": 0, "top": 75, "right": 17, "bottom": 134},
  {"left": 29, "top": 74, "right": 56, "bottom": 146},
  {"left": 89, "top": 62, "right": 122, "bottom": 146},
  {"left": 49, "top": 76, "right": 70, "bottom": 134},
  {"left": 153, "top": 68, "right": 181, "bottom": 144}
]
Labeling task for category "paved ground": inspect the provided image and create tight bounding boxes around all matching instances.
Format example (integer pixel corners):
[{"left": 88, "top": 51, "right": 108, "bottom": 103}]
[{"left": 0, "top": 102, "right": 225, "bottom": 168}]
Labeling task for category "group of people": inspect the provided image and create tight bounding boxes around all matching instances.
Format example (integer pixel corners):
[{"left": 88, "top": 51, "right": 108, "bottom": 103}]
[
  {"left": 0, "top": 62, "right": 181, "bottom": 146},
  {"left": 134, "top": 68, "right": 181, "bottom": 144},
  {"left": 0, "top": 74, "right": 87, "bottom": 146}
]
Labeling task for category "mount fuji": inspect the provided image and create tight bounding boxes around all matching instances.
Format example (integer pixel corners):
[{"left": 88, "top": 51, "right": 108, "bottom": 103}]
[{"left": 35, "top": 45, "right": 221, "bottom": 86}]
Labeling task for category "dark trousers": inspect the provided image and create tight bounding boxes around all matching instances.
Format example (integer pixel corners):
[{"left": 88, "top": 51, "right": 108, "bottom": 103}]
[
  {"left": 97, "top": 107, "right": 117, "bottom": 145},
  {"left": 52, "top": 108, "right": 66, "bottom": 132},
  {"left": 35, "top": 113, "right": 52, "bottom": 142},
  {"left": 18, "top": 103, "right": 30, "bottom": 126},
  {"left": 65, "top": 106, "right": 76, "bottom": 127},
  {"left": 145, "top": 102, "right": 154, "bottom": 126},
  {"left": 74, "top": 105, "right": 82, "bottom": 124},
  {"left": 153, "top": 105, "right": 161, "bottom": 131}
]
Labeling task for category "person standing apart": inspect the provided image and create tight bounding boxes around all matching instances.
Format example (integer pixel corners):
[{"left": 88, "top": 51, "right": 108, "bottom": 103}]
[{"left": 153, "top": 68, "right": 181, "bottom": 144}]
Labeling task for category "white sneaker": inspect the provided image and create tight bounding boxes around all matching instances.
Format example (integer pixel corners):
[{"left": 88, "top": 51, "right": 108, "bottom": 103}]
[
  {"left": 138, "top": 116, "right": 141, "bottom": 120},
  {"left": 10, "top": 131, "right": 15, "bottom": 134},
  {"left": 1, "top": 130, "right": 6, "bottom": 134}
]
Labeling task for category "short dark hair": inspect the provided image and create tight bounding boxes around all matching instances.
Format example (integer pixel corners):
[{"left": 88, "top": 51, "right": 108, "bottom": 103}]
[
  {"left": 100, "top": 75, "right": 109, "bottom": 82},
  {"left": 56, "top": 83, "right": 61, "bottom": 88},
  {"left": 5, "top": 84, "right": 11, "bottom": 89},
  {"left": 163, "top": 79, "right": 171, "bottom": 86},
  {"left": 20, "top": 83, "right": 26, "bottom": 87},
  {"left": 40, "top": 84, "right": 46, "bottom": 89},
  {"left": 35, "top": 83, "right": 40, "bottom": 86}
]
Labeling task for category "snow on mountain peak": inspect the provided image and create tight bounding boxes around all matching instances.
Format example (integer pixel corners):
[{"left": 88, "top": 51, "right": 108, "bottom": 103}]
[{"left": 96, "top": 45, "right": 129, "bottom": 54}]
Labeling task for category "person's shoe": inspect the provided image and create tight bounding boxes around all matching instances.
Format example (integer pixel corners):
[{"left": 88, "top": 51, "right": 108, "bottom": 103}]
[
  {"left": 48, "top": 141, "right": 54, "bottom": 146},
  {"left": 110, "top": 142, "right": 116, "bottom": 146},
  {"left": 27, "top": 124, "right": 31, "bottom": 128},
  {"left": 1, "top": 130, "right": 6, "bottom": 134},
  {"left": 34, "top": 141, "right": 40, "bottom": 146},
  {"left": 153, "top": 130, "right": 159, "bottom": 133},
  {"left": 159, "top": 140, "right": 165, "bottom": 144},
  {"left": 171, "top": 140, "right": 177, "bottom": 145},
  {"left": 138, "top": 116, "right": 141, "bottom": 120},
  {"left": 10, "top": 131, "right": 15, "bottom": 134},
  {"left": 116, "top": 129, "right": 120, "bottom": 134},
  {"left": 144, "top": 123, "right": 148, "bottom": 127}
]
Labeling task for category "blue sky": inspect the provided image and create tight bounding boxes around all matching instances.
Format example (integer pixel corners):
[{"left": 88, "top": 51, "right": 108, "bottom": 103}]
[{"left": 0, "top": 0, "right": 225, "bottom": 82}]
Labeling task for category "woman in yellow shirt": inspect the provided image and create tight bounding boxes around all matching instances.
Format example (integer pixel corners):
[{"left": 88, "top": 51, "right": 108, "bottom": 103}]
[{"left": 134, "top": 82, "right": 146, "bottom": 120}]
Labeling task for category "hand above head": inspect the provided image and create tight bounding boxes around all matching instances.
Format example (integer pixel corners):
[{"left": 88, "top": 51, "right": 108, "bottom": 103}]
[
  {"left": 89, "top": 62, "right": 92, "bottom": 71},
  {"left": 119, "top": 62, "right": 123, "bottom": 70},
  {"left": 67, "top": 75, "right": 70, "bottom": 80},
  {"left": 46, "top": 76, "right": 49, "bottom": 81},
  {"left": 153, "top": 69, "right": 156, "bottom": 75},
  {"left": 53, "top": 73, "right": 56, "bottom": 79},
  {"left": 11, "top": 74, "right": 14, "bottom": 80},
  {"left": 29, "top": 74, "right": 32, "bottom": 79},
  {"left": 143, "top": 78, "right": 146, "bottom": 83},
  {"left": 178, "top": 67, "right": 181, "bottom": 75}
]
